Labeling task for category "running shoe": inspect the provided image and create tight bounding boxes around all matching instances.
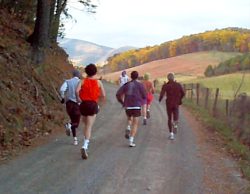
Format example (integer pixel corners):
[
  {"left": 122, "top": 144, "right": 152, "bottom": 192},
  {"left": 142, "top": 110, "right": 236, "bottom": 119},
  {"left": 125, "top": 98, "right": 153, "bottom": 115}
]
[
  {"left": 73, "top": 139, "right": 78, "bottom": 145},
  {"left": 129, "top": 142, "right": 136, "bottom": 147},
  {"left": 143, "top": 118, "right": 147, "bottom": 125},
  {"left": 146, "top": 110, "right": 150, "bottom": 119},
  {"left": 65, "top": 123, "right": 71, "bottom": 136},
  {"left": 81, "top": 148, "right": 88, "bottom": 159},
  {"left": 169, "top": 133, "right": 174, "bottom": 140}
]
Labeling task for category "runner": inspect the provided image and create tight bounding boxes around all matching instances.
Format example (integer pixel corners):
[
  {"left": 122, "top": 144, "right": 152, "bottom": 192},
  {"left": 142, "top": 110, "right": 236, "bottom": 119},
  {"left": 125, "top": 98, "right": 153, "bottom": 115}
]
[
  {"left": 119, "top": 70, "right": 129, "bottom": 87},
  {"left": 141, "top": 73, "right": 155, "bottom": 125},
  {"left": 60, "top": 69, "right": 82, "bottom": 145},
  {"left": 76, "top": 64, "right": 106, "bottom": 159},
  {"left": 159, "top": 73, "right": 185, "bottom": 140},
  {"left": 116, "top": 71, "right": 147, "bottom": 147}
]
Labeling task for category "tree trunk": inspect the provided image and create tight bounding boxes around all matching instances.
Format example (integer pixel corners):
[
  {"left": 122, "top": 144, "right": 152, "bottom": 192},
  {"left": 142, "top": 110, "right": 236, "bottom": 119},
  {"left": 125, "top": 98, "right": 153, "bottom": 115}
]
[
  {"left": 28, "top": 0, "right": 51, "bottom": 49},
  {"left": 50, "top": 0, "right": 67, "bottom": 43},
  {"left": 27, "top": 0, "right": 51, "bottom": 64}
]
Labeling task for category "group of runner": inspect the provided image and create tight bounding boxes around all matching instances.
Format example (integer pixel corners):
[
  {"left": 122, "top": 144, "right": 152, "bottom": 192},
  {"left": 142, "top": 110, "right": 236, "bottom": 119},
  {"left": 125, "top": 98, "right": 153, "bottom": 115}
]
[{"left": 60, "top": 64, "right": 185, "bottom": 160}]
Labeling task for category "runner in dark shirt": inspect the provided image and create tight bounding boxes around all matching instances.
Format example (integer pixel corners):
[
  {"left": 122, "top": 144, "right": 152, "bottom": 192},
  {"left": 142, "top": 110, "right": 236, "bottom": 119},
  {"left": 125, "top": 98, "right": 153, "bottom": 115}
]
[
  {"left": 159, "top": 73, "right": 185, "bottom": 140},
  {"left": 116, "top": 71, "right": 147, "bottom": 147}
]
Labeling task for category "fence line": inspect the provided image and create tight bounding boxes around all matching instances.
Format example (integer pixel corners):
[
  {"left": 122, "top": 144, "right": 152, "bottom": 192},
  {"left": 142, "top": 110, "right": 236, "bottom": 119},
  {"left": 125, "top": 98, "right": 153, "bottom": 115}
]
[{"left": 183, "top": 83, "right": 250, "bottom": 146}]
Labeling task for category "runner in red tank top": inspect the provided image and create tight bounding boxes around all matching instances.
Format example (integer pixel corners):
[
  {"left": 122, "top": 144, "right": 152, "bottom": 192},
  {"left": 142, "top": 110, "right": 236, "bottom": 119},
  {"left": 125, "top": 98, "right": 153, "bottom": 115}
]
[
  {"left": 76, "top": 64, "right": 106, "bottom": 159},
  {"left": 141, "top": 73, "right": 155, "bottom": 125}
]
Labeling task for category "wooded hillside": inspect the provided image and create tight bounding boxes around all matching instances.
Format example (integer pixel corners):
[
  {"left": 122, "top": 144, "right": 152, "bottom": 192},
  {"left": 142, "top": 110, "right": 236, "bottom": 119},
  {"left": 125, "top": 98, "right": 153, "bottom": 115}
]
[
  {"left": 103, "top": 28, "right": 250, "bottom": 73},
  {"left": 205, "top": 53, "right": 250, "bottom": 77}
]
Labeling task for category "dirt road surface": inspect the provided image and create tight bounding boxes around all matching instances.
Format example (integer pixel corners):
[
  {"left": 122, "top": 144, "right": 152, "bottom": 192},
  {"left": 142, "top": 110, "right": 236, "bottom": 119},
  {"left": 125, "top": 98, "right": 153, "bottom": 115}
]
[{"left": 0, "top": 83, "right": 249, "bottom": 194}]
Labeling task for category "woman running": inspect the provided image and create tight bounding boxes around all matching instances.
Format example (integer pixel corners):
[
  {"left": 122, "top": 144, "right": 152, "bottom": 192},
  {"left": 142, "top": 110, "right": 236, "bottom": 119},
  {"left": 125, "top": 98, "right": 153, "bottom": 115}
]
[{"left": 76, "top": 64, "right": 106, "bottom": 159}]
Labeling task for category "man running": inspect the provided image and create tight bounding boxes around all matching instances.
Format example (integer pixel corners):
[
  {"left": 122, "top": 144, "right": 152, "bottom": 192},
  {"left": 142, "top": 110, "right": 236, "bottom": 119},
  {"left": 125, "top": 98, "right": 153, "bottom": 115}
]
[
  {"left": 76, "top": 64, "right": 106, "bottom": 159},
  {"left": 116, "top": 71, "right": 147, "bottom": 147},
  {"left": 159, "top": 73, "right": 185, "bottom": 140},
  {"left": 119, "top": 70, "right": 129, "bottom": 87},
  {"left": 141, "top": 73, "right": 155, "bottom": 125},
  {"left": 60, "top": 69, "right": 82, "bottom": 145}
]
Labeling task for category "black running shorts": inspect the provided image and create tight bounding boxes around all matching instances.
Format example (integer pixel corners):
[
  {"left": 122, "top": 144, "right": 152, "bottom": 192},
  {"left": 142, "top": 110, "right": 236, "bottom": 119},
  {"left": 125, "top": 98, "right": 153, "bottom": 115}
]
[
  {"left": 80, "top": 100, "right": 99, "bottom": 116},
  {"left": 125, "top": 109, "right": 141, "bottom": 117}
]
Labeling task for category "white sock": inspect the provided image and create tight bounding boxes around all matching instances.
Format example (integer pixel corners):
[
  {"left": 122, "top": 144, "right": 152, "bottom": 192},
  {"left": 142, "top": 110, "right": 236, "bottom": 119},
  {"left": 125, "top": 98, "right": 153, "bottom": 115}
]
[
  {"left": 144, "top": 116, "right": 147, "bottom": 119},
  {"left": 127, "top": 125, "right": 131, "bottom": 130},
  {"left": 74, "top": 137, "right": 77, "bottom": 141},
  {"left": 82, "top": 139, "right": 89, "bottom": 149},
  {"left": 129, "top": 136, "right": 134, "bottom": 143}
]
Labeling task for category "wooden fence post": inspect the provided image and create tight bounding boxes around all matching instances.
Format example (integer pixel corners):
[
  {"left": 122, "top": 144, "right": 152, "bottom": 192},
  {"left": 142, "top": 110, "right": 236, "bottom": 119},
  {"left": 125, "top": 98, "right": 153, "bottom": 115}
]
[
  {"left": 213, "top": 88, "right": 219, "bottom": 117},
  {"left": 238, "top": 94, "right": 247, "bottom": 130},
  {"left": 191, "top": 83, "right": 193, "bottom": 101},
  {"left": 204, "top": 88, "right": 209, "bottom": 109},
  {"left": 225, "top": 99, "right": 229, "bottom": 117},
  {"left": 196, "top": 83, "right": 200, "bottom": 106}
]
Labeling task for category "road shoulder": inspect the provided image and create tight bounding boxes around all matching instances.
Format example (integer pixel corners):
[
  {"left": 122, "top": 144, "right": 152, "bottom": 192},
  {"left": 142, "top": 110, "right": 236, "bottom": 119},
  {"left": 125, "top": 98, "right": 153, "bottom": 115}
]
[{"left": 182, "top": 107, "right": 249, "bottom": 193}]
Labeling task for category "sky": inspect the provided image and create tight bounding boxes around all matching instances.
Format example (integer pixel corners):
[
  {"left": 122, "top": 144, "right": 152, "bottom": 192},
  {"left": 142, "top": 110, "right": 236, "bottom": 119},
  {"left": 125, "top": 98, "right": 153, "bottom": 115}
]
[{"left": 64, "top": 0, "right": 250, "bottom": 48}]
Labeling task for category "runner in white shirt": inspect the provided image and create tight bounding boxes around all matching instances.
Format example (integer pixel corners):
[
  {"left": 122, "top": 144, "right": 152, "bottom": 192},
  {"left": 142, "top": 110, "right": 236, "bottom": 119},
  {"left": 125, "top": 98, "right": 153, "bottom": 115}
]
[
  {"left": 60, "top": 70, "right": 81, "bottom": 145},
  {"left": 119, "top": 70, "right": 129, "bottom": 86}
]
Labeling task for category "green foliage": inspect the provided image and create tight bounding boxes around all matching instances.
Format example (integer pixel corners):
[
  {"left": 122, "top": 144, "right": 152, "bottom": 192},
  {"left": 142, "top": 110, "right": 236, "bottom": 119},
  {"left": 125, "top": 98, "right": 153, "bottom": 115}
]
[
  {"left": 206, "top": 53, "right": 250, "bottom": 76},
  {"left": 204, "top": 65, "right": 214, "bottom": 77}
]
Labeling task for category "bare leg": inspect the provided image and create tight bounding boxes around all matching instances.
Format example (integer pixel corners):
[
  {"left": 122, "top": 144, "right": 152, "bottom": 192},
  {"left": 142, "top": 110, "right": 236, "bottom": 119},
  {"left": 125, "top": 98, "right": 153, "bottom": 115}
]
[
  {"left": 142, "top": 104, "right": 147, "bottom": 119},
  {"left": 130, "top": 117, "right": 139, "bottom": 137},
  {"left": 82, "top": 115, "right": 96, "bottom": 149},
  {"left": 127, "top": 116, "right": 132, "bottom": 128},
  {"left": 84, "top": 115, "right": 96, "bottom": 139},
  {"left": 128, "top": 117, "right": 139, "bottom": 147}
]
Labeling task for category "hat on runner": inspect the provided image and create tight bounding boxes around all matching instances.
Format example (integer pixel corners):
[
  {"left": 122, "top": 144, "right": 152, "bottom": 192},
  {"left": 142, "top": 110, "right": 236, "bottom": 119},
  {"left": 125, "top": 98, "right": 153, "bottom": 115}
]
[
  {"left": 85, "top": 63, "right": 97, "bottom": 77},
  {"left": 167, "top": 72, "right": 175, "bottom": 81},
  {"left": 131, "top": 71, "right": 139, "bottom": 80}
]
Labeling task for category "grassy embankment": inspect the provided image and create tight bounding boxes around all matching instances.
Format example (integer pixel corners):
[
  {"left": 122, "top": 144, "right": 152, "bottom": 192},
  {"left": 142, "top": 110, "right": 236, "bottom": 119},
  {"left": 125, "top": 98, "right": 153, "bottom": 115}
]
[{"left": 179, "top": 73, "right": 250, "bottom": 180}]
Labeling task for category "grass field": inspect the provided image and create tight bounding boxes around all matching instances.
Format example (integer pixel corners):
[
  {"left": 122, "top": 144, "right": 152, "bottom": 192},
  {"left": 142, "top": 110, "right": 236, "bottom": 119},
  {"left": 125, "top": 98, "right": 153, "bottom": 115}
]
[{"left": 180, "top": 72, "right": 250, "bottom": 99}]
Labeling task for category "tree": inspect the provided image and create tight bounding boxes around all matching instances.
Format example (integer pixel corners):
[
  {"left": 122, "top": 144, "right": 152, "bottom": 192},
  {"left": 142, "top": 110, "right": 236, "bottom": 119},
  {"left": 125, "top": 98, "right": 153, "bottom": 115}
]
[
  {"left": 204, "top": 65, "right": 214, "bottom": 77},
  {"left": 27, "top": 0, "right": 97, "bottom": 64}
]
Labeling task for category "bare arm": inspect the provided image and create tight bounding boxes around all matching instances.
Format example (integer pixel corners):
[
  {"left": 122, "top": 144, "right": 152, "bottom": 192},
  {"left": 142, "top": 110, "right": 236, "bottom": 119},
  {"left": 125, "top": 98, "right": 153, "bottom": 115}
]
[
  {"left": 76, "top": 80, "right": 83, "bottom": 103},
  {"left": 98, "top": 80, "right": 106, "bottom": 106},
  {"left": 151, "top": 82, "right": 155, "bottom": 94}
]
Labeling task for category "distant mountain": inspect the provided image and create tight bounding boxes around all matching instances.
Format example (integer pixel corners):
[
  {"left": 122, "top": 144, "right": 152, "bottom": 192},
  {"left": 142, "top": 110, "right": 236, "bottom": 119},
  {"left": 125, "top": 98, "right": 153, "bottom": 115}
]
[{"left": 58, "top": 38, "right": 136, "bottom": 66}]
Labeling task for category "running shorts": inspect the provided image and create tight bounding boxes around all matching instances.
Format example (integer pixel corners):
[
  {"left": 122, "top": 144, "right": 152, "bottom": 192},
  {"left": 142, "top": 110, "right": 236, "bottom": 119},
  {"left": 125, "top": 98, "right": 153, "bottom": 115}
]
[
  {"left": 125, "top": 109, "right": 141, "bottom": 117},
  {"left": 80, "top": 100, "right": 99, "bottom": 116},
  {"left": 147, "top": 93, "right": 154, "bottom": 105}
]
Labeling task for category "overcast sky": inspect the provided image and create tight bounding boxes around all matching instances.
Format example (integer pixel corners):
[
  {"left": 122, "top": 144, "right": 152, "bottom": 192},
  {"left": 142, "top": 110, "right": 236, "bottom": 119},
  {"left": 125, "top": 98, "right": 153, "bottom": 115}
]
[{"left": 64, "top": 0, "right": 250, "bottom": 48}]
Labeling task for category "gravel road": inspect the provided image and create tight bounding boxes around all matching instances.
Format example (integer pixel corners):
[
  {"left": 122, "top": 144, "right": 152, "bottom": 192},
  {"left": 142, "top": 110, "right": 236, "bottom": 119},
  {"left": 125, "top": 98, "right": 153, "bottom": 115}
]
[{"left": 0, "top": 82, "right": 248, "bottom": 194}]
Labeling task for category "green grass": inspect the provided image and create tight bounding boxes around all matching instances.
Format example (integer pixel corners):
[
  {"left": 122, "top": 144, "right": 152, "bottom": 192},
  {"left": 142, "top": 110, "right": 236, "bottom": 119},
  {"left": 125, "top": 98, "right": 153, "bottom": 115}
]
[
  {"left": 156, "top": 72, "right": 250, "bottom": 99},
  {"left": 182, "top": 72, "right": 250, "bottom": 99}
]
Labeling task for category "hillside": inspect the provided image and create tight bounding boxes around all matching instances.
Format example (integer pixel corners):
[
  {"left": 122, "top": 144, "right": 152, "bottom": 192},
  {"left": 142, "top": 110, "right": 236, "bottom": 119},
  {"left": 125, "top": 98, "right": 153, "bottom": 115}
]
[
  {"left": 58, "top": 38, "right": 136, "bottom": 66},
  {"left": 0, "top": 9, "right": 73, "bottom": 159},
  {"left": 103, "top": 51, "right": 241, "bottom": 82},
  {"left": 103, "top": 28, "right": 250, "bottom": 72}
]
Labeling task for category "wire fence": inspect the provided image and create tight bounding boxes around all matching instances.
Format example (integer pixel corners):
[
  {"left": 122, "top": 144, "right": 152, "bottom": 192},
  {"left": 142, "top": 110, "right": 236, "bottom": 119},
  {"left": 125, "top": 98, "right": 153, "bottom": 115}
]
[{"left": 183, "top": 83, "right": 250, "bottom": 146}]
